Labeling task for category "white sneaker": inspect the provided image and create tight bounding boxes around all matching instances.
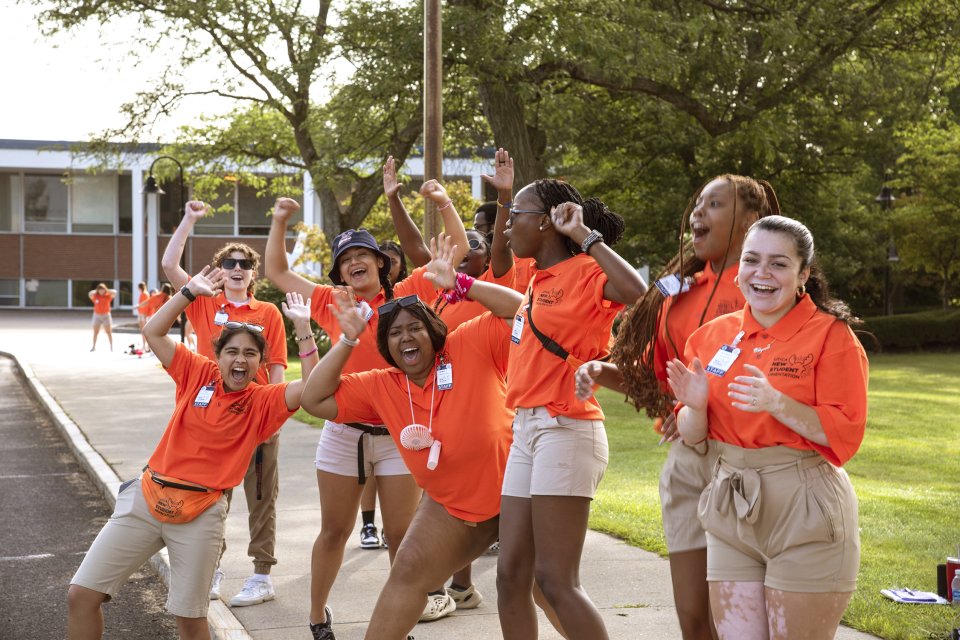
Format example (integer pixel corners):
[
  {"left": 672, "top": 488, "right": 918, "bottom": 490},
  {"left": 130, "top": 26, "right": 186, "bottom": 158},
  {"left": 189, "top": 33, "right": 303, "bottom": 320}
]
[
  {"left": 446, "top": 584, "right": 483, "bottom": 609},
  {"left": 209, "top": 569, "right": 224, "bottom": 600},
  {"left": 359, "top": 523, "right": 380, "bottom": 549},
  {"left": 229, "top": 576, "right": 275, "bottom": 607},
  {"left": 419, "top": 591, "right": 456, "bottom": 622}
]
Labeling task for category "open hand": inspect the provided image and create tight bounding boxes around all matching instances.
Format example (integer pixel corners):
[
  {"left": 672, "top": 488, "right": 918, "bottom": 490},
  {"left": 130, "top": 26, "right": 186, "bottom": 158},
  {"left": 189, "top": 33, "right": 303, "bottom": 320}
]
[
  {"left": 480, "top": 147, "right": 514, "bottom": 193},
  {"left": 281, "top": 291, "right": 312, "bottom": 325},
  {"left": 329, "top": 287, "right": 366, "bottom": 341},
  {"left": 574, "top": 361, "right": 603, "bottom": 401},
  {"left": 383, "top": 156, "right": 402, "bottom": 198},
  {"left": 666, "top": 358, "right": 709, "bottom": 412},
  {"left": 272, "top": 197, "right": 301, "bottom": 225},
  {"left": 728, "top": 364, "right": 782, "bottom": 413},
  {"left": 186, "top": 265, "right": 225, "bottom": 298},
  {"left": 423, "top": 233, "right": 458, "bottom": 290}
]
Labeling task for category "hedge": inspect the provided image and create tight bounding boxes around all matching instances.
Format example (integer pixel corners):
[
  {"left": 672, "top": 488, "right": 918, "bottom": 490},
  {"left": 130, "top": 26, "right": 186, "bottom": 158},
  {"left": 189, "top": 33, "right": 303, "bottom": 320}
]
[
  {"left": 254, "top": 278, "right": 332, "bottom": 357},
  {"left": 857, "top": 309, "right": 960, "bottom": 351}
]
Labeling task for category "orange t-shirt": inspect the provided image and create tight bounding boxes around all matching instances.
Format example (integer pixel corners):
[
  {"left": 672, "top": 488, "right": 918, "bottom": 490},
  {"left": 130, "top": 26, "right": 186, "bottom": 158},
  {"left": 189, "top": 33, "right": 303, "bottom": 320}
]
[
  {"left": 139, "top": 292, "right": 168, "bottom": 316},
  {"left": 512, "top": 256, "right": 537, "bottom": 293},
  {"left": 506, "top": 253, "right": 624, "bottom": 420},
  {"left": 683, "top": 295, "right": 868, "bottom": 466},
  {"left": 186, "top": 294, "right": 287, "bottom": 385},
  {"left": 92, "top": 292, "right": 114, "bottom": 315},
  {"left": 308, "top": 278, "right": 419, "bottom": 375},
  {"left": 137, "top": 291, "right": 148, "bottom": 312},
  {"left": 653, "top": 262, "right": 744, "bottom": 383},
  {"left": 333, "top": 313, "right": 512, "bottom": 521},
  {"left": 147, "top": 344, "right": 295, "bottom": 489},
  {"left": 402, "top": 264, "right": 516, "bottom": 331}
]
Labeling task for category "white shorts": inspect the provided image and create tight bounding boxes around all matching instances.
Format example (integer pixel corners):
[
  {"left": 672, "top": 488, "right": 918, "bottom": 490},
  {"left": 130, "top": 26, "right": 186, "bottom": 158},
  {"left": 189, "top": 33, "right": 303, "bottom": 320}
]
[
  {"left": 314, "top": 420, "right": 410, "bottom": 480},
  {"left": 92, "top": 313, "right": 112, "bottom": 328}
]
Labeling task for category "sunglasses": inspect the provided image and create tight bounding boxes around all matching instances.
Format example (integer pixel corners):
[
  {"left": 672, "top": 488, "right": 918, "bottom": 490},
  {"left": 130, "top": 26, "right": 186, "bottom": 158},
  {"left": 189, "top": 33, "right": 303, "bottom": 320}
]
[
  {"left": 467, "top": 238, "right": 484, "bottom": 250},
  {"left": 508, "top": 207, "right": 546, "bottom": 222},
  {"left": 222, "top": 321, "right": 264, "bottom": 332},
  {"left": 220, "top": 258, "right": 254, "bottom": 270},
  {"left": 377, "top": 294, "right": 422, "bottom": 316}
]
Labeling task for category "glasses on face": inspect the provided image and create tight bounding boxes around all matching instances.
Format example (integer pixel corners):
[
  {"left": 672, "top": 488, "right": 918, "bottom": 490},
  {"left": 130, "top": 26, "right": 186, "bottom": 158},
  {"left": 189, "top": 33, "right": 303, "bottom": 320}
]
[
  {"left": 467, "top": 238, "right": 484, "bottom": 251},
  {"left": 223, "top": 321, "right": 264, "bottom": 333},
  {"left": 473, "top": 220, "right": 493, "bottom": 232},
  {"left": 220, "top": 258, "right": 254, "bottom": 270},
  {"left": 508, "top": 207, "right": 546, "bottom": 223},
  {"left": 377, "top": 294, "right": 422, "bottom": 316}
]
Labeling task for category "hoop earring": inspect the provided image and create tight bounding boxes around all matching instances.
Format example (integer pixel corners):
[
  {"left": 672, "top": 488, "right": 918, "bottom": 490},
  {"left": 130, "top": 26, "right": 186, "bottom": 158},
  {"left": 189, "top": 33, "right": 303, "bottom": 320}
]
[
  {"left": 797, "top": 284, "right": 806, "bottom": 298},
  {"left": 734, "top": 275, "right": 740, "bottom": 286}
]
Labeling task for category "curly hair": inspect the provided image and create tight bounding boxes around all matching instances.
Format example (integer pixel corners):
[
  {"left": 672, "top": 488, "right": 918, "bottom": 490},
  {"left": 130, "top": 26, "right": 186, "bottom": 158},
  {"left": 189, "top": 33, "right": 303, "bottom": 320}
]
[
  {"left": 610, "top": 175, "right": 780, "bottom": 418},
  {"left": 211, "top": 243, "right": 261, "bottom": 295},
  {"left": 531, "top": 179, "right": 626, "bottom": 255}
]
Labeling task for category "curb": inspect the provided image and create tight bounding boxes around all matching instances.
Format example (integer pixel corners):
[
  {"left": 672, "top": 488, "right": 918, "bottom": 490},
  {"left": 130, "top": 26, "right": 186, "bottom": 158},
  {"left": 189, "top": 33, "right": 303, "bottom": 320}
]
[{"left": 2, "top": 350, "right": 253, "bottom": 640}]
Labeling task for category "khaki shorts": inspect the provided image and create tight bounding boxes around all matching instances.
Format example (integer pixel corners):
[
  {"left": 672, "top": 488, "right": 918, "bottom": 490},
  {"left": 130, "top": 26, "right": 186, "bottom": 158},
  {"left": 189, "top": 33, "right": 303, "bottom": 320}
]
[
  {"left": 501, "top": 406, "right": 608, "bottom": 499},
  {"left": 71, "top": 478, "right": 228, "bottom": 618},
  {"left": 92, "top": 313, "right": 112, "bottom": 328},
  {"left": 659, "top": 439, "right": 718, "bottom": 553},
  {"left": 314, "top": 421, "right": 410, "bottom": 478},
  {"left": 698, "top": 442, "right": 860, "bottom": 593}
]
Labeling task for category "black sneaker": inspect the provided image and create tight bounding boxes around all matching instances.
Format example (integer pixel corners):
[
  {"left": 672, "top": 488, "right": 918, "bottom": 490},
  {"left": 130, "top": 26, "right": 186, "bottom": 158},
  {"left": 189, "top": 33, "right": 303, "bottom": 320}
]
[
  {"left": 359, "top": 523, "right": 380, "bottom": 549},
  {"left": 309, "top": 606, "right": 335, "bottom": 640}
]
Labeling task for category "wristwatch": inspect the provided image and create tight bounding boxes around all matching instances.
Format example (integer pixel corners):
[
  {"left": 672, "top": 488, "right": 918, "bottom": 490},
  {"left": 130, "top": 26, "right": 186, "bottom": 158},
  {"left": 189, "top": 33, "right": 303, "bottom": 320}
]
[
  {"left": 581, "top": 229, "right": 604, "bottom": 254},
  {"left": 180, "top": 286, "right": 197, "bottom": 302}
]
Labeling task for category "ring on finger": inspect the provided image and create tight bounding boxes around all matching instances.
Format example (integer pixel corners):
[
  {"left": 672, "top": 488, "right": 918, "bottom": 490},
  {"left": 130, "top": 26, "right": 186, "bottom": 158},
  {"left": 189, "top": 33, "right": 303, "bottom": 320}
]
[{"left": 751, "top": 398, "right": 758, "bottom": 406}]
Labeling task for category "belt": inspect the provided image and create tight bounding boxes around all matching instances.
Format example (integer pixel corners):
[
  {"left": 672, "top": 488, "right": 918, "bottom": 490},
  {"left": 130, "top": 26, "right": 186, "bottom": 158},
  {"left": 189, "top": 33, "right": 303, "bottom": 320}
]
[
  {"left": 714, "top": 453, "right": 825, "bottom": 525},
  {"left": 345, "top": 423, "right": 391, "bottom": 484}
]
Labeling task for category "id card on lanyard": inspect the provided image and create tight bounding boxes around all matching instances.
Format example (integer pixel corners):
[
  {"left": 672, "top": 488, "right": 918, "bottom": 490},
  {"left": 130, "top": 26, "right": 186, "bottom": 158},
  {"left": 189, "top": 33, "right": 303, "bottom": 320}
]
[
  {"left": 214, "top": 305, "right": 229, "bottom": 326},
  {"left": 194, "top": 381, "right": 217, "bottom": 407},
  {"left": 705, "top": 330, "right": 744, "bottom": 377}
]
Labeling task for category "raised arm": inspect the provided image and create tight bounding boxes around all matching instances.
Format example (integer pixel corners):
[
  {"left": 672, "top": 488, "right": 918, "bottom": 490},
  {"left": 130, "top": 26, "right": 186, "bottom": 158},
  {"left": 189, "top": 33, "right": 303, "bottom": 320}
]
[
  {"left": 550, "top": 203, "right": 647, "bottom": 305},
  {"left": 424, "top": 234, "right": 522, "bottom": 318},
  {"left": 161, "top": 201, "right": 210, "bottom": 289},
  {"left": 280, "top": 291, "right": 318, "bottom": 410},
  {"left": 419, "top": 180, "right": 470, "bottom": 268},
  {"left": 264, "top": 198, "right": 316, "bottom": 300},
  {"left": 480, "top": 148, "right": 515, "bottom": 277},
  {"left": 299, "top": 289, "right": 367, "bottom": 420},
  {"left": 144, "top": 267, "right": 225, "bottom": 367},
  {"left": 383, "top": 156, "right": 431, "bottom": 267}
]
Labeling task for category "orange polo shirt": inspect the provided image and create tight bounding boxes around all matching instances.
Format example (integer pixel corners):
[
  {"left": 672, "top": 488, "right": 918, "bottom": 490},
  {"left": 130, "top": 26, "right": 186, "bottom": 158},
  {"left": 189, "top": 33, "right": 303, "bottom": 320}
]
[
  {"left": 683, "top": 295, "right": 868, "bottom": 466},
  {"left": 401, "top": 264, "right": 516, "bottom": 331},
  {"left": 512, "top": 256, "right": 537, "bottom": 293},
  {"left": 139, "top": 292, "right": 169, "bottom": 316},
  {"left": 309, "top": 278, "right": 419, "bottom": 375},
  {"left": 138, "top": 291, "right": 148, "bottom": 310},
  {"left": 333, "top": 313, "right": 512, "bottom": 521},
  {"left": 653, "top": 262, "right": 744, "bottom": 383},
  {"left": 92, "top": 292, "right": 114, "bottom": 314},
  {"left": 186, "top": 294, "right": 287, "bottom": 385},
  {"left": 148, "top": 344, "right": 295, "bottom": 489},
  {"left": 506, "top": 253, "right": 624, "bottom": 420}
]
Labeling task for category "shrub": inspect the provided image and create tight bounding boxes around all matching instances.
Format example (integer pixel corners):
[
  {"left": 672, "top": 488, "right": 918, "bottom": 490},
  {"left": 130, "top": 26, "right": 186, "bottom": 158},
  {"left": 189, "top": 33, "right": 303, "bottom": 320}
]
[
  {"left": 254, "top": 278, "right": 331, "bottom": 357},
  {"left": 857, "top": 309, "right": 960, "bottom": 351}
]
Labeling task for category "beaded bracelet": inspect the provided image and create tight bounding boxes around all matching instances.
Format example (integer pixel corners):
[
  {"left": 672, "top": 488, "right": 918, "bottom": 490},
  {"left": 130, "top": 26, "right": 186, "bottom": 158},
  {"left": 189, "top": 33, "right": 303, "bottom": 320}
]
[
  {"left": 443, "top": 272, "right": 476, "bottom": 304},
  {"left": 296, "top": 333, "right": 315, "bottom": 342},
  {"left": 298, "top": 347, "right": 319, "bottom": 358},
  {"left": 339, "top": 333, "right": 360, "bottom": 347}
]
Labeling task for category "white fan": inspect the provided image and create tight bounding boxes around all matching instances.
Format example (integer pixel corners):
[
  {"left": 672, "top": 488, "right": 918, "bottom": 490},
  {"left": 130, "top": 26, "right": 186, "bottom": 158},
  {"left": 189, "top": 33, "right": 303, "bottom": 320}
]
[{"left": 400, "top": 423, "right": 434, "bottom": 451}]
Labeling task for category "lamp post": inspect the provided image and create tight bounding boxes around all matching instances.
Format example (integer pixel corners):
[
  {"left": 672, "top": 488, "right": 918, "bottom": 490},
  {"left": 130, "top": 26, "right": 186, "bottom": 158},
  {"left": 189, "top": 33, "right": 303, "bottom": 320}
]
[
  {"left": 875, "top": 184, "right": 897, "bottom": 316},
  {"left": 142, "top": 156, "right": 186, "bottom": 342}
]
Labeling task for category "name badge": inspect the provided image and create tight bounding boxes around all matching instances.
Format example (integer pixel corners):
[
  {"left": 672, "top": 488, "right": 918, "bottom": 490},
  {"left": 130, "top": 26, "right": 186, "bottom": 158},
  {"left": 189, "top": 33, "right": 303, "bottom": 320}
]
[
  {"left": 705, "top": 345, "right": 740, "bottom": 377},
  {"left": 654, "top": 273, "right": 692, "bottom": 297},
  {"left": 511, "top": 314, "right": 525, "bottom": 344},
  {"left": 193, "top": 385, "right": 216, "bottom": 407},
  {"left": 357, "top": 300, "right": 374, "bottom": 322},
  {"left": 214, "top": 311, "right": 229, "bottom": 326},
  {"left": 436, "top": 363, "right": 453, "bottom": 390}
]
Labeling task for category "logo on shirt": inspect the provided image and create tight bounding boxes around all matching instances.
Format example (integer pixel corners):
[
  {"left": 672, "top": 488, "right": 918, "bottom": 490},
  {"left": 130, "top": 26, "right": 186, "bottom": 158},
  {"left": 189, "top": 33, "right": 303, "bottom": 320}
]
[
  {"left": 768, "top": 354, "right": 814, "bottom": 379},
  {"left": 536, "top": 288, "right": 563, "bottom": 306},
  {"left": 713, "top": 299, "right": 740, "bottom": 317},
  {"left": 227, "top": 397, "right": 251, "bottom": 415}
]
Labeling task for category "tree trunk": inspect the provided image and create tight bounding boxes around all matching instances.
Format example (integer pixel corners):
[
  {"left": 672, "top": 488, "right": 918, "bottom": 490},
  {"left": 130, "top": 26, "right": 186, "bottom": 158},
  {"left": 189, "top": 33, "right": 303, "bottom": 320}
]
[{"left": 478, "top": 80, "right": 547, "bottom": 187}]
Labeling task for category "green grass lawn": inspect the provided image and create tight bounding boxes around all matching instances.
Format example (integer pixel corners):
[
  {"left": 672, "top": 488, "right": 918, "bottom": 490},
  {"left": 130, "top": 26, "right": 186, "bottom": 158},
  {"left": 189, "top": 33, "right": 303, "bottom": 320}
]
[{"left": 288, "top": 354, "right": 960, "bottom": 638}]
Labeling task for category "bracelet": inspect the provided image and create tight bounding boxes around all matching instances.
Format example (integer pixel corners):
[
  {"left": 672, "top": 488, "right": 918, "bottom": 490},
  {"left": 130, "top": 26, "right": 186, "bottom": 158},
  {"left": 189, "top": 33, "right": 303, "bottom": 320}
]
[
  {"left": 179, "top": 286, "right": 197, "bottom": 302},
  {"left": 339, "top": 333, "right": 360, "bottom": 347},
  {"left": 296, "top": 333, "right": 315, "bottom": 342},
  {"left": 443, "top": 272, "right": 476, "bottom": 304},
  {"left": 497, "top": 199, "right": 512, "bottom": 209},
  {"left": 581, "top": 229, "right": 604, "bottom": 254},
  {"left": 437, "top": 200, "right": 454, "bottom": 211},
  {"left": 298, "top": 347, "right": 319, "bottom": 358}
]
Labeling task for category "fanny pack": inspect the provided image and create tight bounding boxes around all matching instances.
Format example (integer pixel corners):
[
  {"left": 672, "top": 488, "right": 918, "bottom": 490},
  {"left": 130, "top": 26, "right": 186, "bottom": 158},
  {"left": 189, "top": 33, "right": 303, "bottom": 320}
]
[{"left": 139, "top": 467, "right": 223, "bottom": 524}]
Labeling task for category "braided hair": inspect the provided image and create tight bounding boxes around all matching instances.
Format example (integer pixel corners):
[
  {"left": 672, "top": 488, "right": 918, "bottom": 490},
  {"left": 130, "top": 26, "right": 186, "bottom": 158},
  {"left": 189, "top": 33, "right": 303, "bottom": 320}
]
[
  {"left": 531, "top": 179, "right": 626, "bottom": 254},
  {"left": 610, "top": 175, "right": 779, "bottom": 418}
]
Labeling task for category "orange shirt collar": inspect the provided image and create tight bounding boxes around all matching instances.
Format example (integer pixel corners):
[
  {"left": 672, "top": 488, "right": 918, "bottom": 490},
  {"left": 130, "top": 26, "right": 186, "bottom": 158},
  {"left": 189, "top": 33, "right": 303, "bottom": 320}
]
[
  {"left": 740, "top": 294, "right": 818, "bottom": 342},
  {"left": 214, "top": 293, "right": 262, "bottom": 310}
]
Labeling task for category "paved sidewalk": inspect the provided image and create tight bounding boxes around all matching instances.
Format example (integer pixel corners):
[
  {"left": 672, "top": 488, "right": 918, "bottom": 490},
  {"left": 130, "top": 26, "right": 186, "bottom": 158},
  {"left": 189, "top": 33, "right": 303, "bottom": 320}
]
[{"left": 0, "top": 310, "right": 878, "bottom": 640}]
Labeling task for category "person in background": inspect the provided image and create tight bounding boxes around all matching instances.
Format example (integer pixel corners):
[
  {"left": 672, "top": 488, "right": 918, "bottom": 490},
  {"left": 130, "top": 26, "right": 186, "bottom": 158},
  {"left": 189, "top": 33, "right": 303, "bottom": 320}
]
[
  {"left": 135, "top": 282, "right": 149, "bottom": 351},
  {"left": 89, "top": 283, "right": 117, "bottom": 352},
  {"left": 162, "top": 201, "right": 289, "bottom": 608},
  {"left": 667, "top": 215, "right": 867, "bottom": 639}
]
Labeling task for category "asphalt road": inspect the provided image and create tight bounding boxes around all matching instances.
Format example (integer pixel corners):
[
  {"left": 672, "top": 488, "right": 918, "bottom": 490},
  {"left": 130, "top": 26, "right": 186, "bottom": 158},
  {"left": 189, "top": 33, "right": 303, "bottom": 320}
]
[{"left": 0, "top": 356, "right": 177, "bottom": 639}]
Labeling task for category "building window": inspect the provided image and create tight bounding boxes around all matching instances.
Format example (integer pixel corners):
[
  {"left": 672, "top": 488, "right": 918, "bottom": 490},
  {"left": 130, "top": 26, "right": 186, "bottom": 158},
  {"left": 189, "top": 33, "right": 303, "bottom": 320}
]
[
  {"left": 0, "top": 279, "right": 19, "bottom": 306},
  {"left": 0, "top": 173, "right": 20, "bottom": 232},
  {"left": 194, "top": 188, "right": 235, "bottom": 236},
  {"left": 33, "top": 280, "right": 69, "bottom": 307},
  {"left": 72, "top": 175, "right": 116, "bottom": 233},
  {"left": 118, "top": 174, "right": 133, "bottom": 234},
  {"left": 24, "top": 174, "right": 68, "bottom": 233},
  {"left": 238, "top": 184, "right": 279, "bottom": 236},
  {"left": 118, "top": 280, "right": 133, "bottom": 307}
]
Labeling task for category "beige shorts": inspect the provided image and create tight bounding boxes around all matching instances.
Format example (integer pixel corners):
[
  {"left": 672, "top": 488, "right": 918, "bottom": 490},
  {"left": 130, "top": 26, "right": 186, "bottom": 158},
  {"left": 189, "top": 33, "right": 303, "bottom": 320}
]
[
  {"left": 659, "top": 439, "right": 718, "bottom": 553},
  {"left": 71, "top": 478, "right": 228, "bottom": 618},
  {"left": 698, "top": 442, "right": 860, "bottom": 593},
  {"left": 501, "top": 406, "right": 608, "bottom": 499},
  {"left": 314, "top": 421, "right": 410, "bottom": 478},
  {"left": 92, "top": 313, "right": 112, "bottom": 328}
]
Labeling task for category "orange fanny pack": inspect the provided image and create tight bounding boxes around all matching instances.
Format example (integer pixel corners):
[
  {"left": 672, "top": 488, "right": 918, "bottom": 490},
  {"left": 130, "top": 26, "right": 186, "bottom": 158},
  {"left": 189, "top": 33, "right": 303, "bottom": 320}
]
[{"left": 139, "top": 469, "right": 223, "bottom": 524}]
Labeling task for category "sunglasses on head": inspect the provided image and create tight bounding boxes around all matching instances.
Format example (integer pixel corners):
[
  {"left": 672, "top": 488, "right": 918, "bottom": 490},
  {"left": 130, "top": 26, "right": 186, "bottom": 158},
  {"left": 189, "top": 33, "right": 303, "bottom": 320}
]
[
  {"left": 377, "top": 294, "right": 422, "bottom": 316},
  {"left": 222, "top": 321, "right": 264, "bottom": 333},
  {"left": 220, "top": 258, "right": 254, "bottom": 270}
]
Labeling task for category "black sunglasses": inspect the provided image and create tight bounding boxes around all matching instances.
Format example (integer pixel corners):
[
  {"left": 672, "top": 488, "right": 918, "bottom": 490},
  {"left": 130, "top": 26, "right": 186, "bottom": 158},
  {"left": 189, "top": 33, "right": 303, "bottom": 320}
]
[
  {"left": 220, "top": 258, "right": 254, "bottom": 270},
  {"left": 377, "top": 294, "right": 422, "bottom": 316},
  {"left": 223, "top": 321, "right": 264, "bottom": 332}
]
